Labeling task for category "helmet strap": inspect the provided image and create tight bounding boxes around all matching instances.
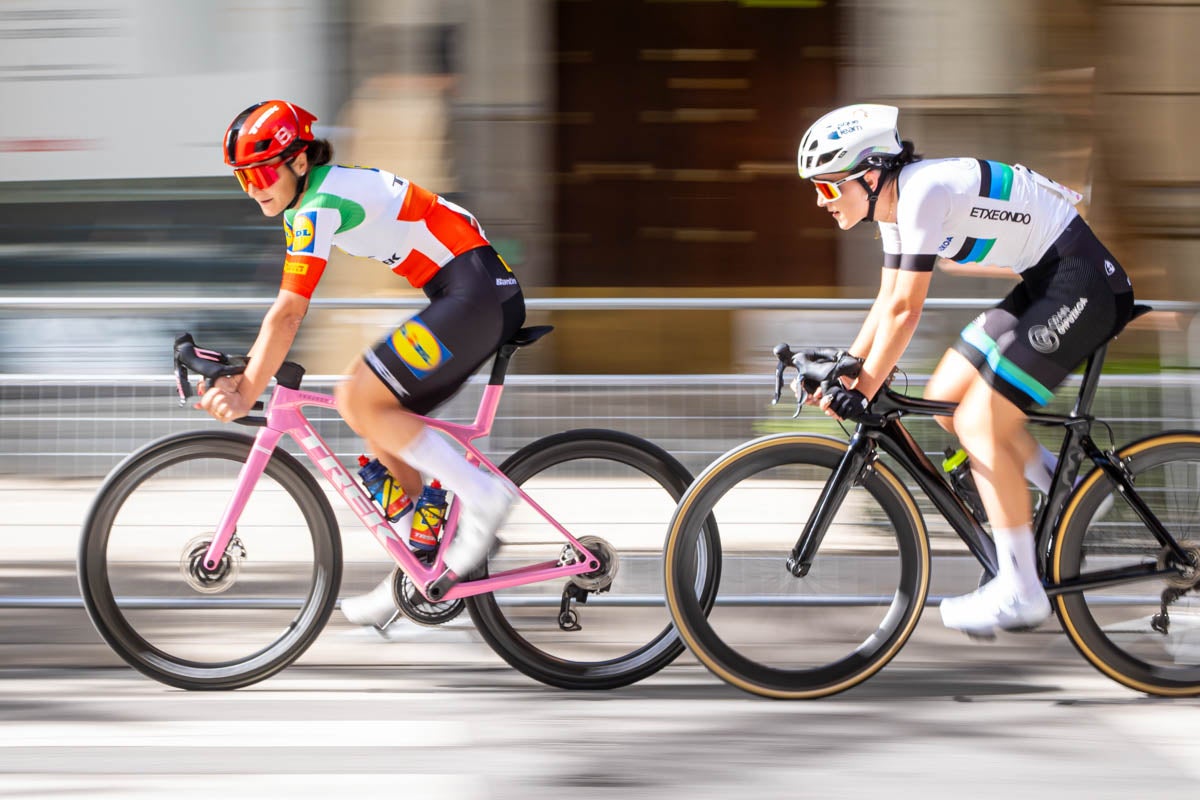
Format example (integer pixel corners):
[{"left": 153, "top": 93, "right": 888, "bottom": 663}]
[
  {"left": 284, "top": 158, "right": 309, "bottom": 209},
  {"left": 857, "top": 174, "right": 881, "bottom": 223}
]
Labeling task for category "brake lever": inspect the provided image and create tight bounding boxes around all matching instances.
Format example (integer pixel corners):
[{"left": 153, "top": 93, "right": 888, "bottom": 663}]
[
  {"left": 173, "top": 332, "right": 250, "bottom": 406},
  {"left": 771, "top": 343, "right": 809, "bottom": 418},
  {"left": 771, "top": 343, "right": 793, "bottom": 406}
]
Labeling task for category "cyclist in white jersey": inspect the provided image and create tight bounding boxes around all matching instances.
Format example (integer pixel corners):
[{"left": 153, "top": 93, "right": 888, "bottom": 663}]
[
  {"left": 200, "top": 100, "right": 525, "bottom": 626},
  {"left": 796, "top": 103, "right": 1135, "bottom": 636}
]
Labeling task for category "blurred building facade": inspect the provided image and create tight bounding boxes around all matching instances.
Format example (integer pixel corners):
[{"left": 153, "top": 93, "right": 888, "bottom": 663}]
[{"left": 2, "top": 0, "right": 1198, "bottom": 374}]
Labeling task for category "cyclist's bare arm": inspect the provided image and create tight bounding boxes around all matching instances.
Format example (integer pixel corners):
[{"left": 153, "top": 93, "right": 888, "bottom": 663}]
[
  {"left": 801, "top": 265, "right": 903, "bottom": 406},
  {"left": 847, "top": 265, "right": 899, "bottom": 360},
  {"left": 198, "top": 288, "right": 309, "bottom": 421},
  {"left": 855, "top": 268, "right": 931, "bottom": 398}
]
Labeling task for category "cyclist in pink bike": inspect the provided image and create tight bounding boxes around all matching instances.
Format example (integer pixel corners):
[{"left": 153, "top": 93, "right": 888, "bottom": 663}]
[
  {"left": 202, "top": 99, "right": 524, "bottom": 625},
  {"left": 796, "top": 103, "right": 1135, "bottom": 637}
]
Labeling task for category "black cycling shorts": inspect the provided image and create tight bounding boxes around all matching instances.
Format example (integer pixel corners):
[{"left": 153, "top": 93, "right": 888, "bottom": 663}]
[
  {"left": 364, "top": 246, "right": 525, "bottom": 415},
  {"left": 952, "top": 217, "right": 1135, "bottom": 409}
]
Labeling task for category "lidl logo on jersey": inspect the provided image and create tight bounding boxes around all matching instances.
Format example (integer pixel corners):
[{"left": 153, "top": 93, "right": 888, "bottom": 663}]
[
  {"left": 290, "top": 212, "right": 317, "bottom": 254},
  {"left": 388, "top": 317, "right": 452, "bottom": 379}
]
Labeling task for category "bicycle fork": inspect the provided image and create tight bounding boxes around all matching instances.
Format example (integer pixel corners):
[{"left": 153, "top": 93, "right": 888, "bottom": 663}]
[
  {"left": 786, "top": 433, "right": 876, "bottom": 578},
  {"left": 201, "top": 427, "right": 283, "bottom": 571}
]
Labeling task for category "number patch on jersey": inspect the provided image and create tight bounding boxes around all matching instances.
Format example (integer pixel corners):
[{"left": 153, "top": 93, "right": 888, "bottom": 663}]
[{"left": 388, "top": 317, "right": 453, "bottom": 379}]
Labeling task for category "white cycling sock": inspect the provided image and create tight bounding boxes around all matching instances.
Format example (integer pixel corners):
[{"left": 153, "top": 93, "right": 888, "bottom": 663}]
[
  {"left": 992, "top": 524, "right": 1043, "bottom": 599},
  {"left": 397, "top": 428, "right": 497, "bottom": 507},
  {"left": 1024, "top": 444, "right": 1056, "bottom": 494}
]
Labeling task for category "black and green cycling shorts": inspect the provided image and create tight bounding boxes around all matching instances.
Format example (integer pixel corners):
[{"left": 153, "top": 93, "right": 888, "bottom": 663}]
[
  {"left": 952, "top": 218, "right": 1135, "bottom": 409},
  {"left": 364, "top": 246, "right": 525, "bottom": 415}
]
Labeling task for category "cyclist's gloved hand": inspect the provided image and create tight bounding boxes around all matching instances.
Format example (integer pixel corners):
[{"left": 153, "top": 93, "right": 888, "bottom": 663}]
[
  {"left": 799, "top": 347, "right": 842, "bottom": 363},
  {"left": 821, "top": 385, "right": 870, "bottom": 421},
  {"left": 833, "top": 351, "right": 865, "bottom": 380}
]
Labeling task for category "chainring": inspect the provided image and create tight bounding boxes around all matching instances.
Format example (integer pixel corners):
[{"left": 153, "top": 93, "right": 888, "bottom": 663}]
[{"left": 393, "top": 566, "right": 465, "bottom": 626}]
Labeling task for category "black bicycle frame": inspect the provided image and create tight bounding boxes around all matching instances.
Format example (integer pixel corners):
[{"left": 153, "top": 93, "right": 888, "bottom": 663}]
[{"left": 788, "top": 342, "right": 1189, "bottom": 595}]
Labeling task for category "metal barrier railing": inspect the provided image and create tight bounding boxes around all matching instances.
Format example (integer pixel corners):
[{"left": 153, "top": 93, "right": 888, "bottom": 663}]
[{"left": 2, "top": 296, "right": 1198, "bottom": 611}]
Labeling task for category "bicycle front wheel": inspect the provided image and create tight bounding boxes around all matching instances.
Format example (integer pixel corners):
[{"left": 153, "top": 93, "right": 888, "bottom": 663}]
[
  {"left": 465, "top": 429, "right": 720, "bottom": 690},
  {"left": 664, "top": 433, "right": 930, "bottom": 699},
  {"left": 78, "top": 431, "right": 342, "bottom": 690},
  {"left": 1052, "top": 432, "right": 1200, "bottom": 696}
]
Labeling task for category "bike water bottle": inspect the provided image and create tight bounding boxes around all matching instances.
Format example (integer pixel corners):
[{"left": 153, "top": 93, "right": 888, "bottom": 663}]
[
  {"left": 409, "top": 480, "right": 448, "bottom": 552},
  {"left": 356, "top": 455, "right": 412, "bottom": 522},
  {"left": 942, "top": 447, "right": 989, "bottom": 523}
]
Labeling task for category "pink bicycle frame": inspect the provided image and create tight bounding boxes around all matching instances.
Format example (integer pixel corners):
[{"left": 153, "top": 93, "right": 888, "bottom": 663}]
[{"left": 201, "top": 382, "right": 599, "bottom": 602}]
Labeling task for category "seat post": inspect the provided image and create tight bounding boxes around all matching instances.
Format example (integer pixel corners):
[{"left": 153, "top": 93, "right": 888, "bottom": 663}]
[
  {"left": 488, "top": 342, "right": 519, "bottom": 386},
  {"left": 1072, "top": 342, "right": 1107, "bottom": 417}
]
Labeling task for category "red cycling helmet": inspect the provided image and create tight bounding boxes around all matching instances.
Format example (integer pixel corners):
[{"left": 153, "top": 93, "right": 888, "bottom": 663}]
[{"left": 223, "top": 100, "right": 318, "bottom": 168}]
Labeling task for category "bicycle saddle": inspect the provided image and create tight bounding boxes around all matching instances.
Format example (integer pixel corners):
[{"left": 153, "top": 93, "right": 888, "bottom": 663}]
[{"left": 508, "top": 325, "right": 554, "bottom": 348}]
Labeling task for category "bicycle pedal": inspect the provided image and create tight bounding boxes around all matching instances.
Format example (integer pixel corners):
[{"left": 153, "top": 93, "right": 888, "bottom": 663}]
[{"left": 964, "top": 629, "right": 997, "bottom": 642}]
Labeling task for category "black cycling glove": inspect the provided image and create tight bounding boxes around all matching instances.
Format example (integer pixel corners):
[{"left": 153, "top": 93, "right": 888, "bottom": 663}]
[{"left": 823, "top": 385, "right": 870, "bottom": 421}]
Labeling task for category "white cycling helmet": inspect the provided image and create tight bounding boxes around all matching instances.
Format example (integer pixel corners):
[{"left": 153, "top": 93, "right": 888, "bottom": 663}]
[{"left": 797, "top": 104, "right": 902, "bottom": 178}]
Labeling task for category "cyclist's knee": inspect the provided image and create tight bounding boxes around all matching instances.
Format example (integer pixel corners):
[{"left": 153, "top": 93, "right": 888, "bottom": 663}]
[
  {"left": 335, "top": 368, "right": 382, "bottom": 430},
  {"left": 333, "top": 379, "right": 361, "bottom": 430},
  {"left": 955, "top": 379, "right": 1024, "bottom": 445}
]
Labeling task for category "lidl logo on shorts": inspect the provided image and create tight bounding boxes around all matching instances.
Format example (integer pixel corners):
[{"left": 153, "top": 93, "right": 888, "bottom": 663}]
[
  {"left": 290, "top": 212, "right": 316, "bottom": 254},
  {"left": 388, "top": 317, "right": 452, "bottom": 379}
]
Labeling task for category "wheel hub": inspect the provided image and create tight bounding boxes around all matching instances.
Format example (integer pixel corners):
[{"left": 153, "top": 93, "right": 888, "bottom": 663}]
[
  {"left": 566, "top": 536, "right": 619, "bottom": 592},
  {"left": 180, "top": 534, "right": 246, "bottom": 594},
  {"left": 1157, "top": 540, "right": 1200, "bottom": 590}
]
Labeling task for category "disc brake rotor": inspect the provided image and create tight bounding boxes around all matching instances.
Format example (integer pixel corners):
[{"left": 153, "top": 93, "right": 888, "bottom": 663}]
[
  {"left": 180, "top": 534, "right": 246, "bottom": 594},
  {"left": 566, "top": 535, "right": 620, "bottom": 592}
]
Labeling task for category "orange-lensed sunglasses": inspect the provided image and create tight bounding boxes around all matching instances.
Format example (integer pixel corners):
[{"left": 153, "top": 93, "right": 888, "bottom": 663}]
[
  {"left": 811, "top": 168, "right": 870, "bottom": 201},
  {"left": 233, "top": 158, "right": 293, "bottom": 191}
]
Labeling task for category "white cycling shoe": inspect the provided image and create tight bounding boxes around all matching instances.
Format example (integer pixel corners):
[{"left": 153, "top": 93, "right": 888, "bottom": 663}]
[
  {"left": 442, "top": 480, "right": 517, "bottom": 578},
  {"left": 940, "top": 579, "right": 1051, "bottom": 637},
  {"left": 339, "top": 572, "right": 400, "bottom": 630}
]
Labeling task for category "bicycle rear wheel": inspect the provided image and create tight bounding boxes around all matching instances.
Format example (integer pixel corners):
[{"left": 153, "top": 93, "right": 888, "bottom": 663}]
[
  {"left": 465, "top": 429, "right": 720, "bottom": 689},
  {"left": 1052, "top": 432, "right": 1200, "bottom": 696},
  {"left": 78, "top": 431, "right": 342, "bottom": 690},
  {"left": 664, "top": 433, "right": 930, "bottom": 699}
]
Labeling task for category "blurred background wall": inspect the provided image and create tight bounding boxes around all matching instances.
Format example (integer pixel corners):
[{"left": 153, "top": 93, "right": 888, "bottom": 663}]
[{"left": 1, "top": 0, "right": 1196, "bottom": 375}]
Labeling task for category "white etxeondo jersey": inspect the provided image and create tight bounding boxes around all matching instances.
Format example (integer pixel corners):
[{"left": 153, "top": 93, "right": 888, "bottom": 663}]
[{"left": 877, "top": 158, "right": 1083, "bottom": 274}]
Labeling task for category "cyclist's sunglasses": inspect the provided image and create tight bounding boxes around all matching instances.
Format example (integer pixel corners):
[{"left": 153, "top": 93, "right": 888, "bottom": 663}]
[
  {"left": 233, "top": 158, "right": 293, "bottom": 192},
  {"left": 811, "top": 168, "right": 870, "bottom": 202}
]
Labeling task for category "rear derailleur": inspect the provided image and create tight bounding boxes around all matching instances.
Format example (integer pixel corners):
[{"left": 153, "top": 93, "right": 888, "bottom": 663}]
[
  {"left": 1151, "top": 541, "right": 1200, "bottom": 634},
  {"left": 556, "top": 536, "right": 619, "bottom": 632}
]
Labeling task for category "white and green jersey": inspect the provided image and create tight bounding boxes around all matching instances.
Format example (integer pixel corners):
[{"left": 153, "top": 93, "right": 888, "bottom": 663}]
[
  {"left": 278, "top": 164, "right": 489, "bottom": 298},
  {"left": 879, "top": 158, "right": 1082, "bottom": 274}
]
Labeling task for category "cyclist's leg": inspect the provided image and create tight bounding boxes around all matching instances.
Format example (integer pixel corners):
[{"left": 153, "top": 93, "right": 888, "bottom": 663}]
[
  {"left": 339, "top": 248, "right": 525, "bottom": 594},
  {"left": 335, "top": 366, "right": 441, "bottom": 627},
  {"left": 924, "top": 347, "right": 977, "bottom": 435},
  {"left": 946, "top": 289, "right": 1059, "bottom": 492},
  {"left": 941, "top": 222, "right": 1131, "bottom": 635},
  {"left": 940, "top": 376, "right": 1051, "bottom": 634}
]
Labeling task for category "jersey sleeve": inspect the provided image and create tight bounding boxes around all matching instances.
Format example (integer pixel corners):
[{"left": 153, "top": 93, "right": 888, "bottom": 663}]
[
  {"left": 878, "top": 222, "right": 902, "bottom": 268},
  {"left": 894, "top": 178, "right": 954, "bottom": 272},
  {"left": 280, "top": 206, "right": 342, "bottom": 298}
]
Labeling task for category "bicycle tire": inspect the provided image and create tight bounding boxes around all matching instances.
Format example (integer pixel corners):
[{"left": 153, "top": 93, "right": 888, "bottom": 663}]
[
  {"left": 664, "top": 433, "right": 930, "bottom": 699},
  {"left": 78, "top": 431, "right": 342, "bottom": 690},
  {"left": 1051, "top": 431, "right": 1200, "bottom": 696},
  {"left": 465, "top": 429, "right": 720, "bottom": 689}
]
